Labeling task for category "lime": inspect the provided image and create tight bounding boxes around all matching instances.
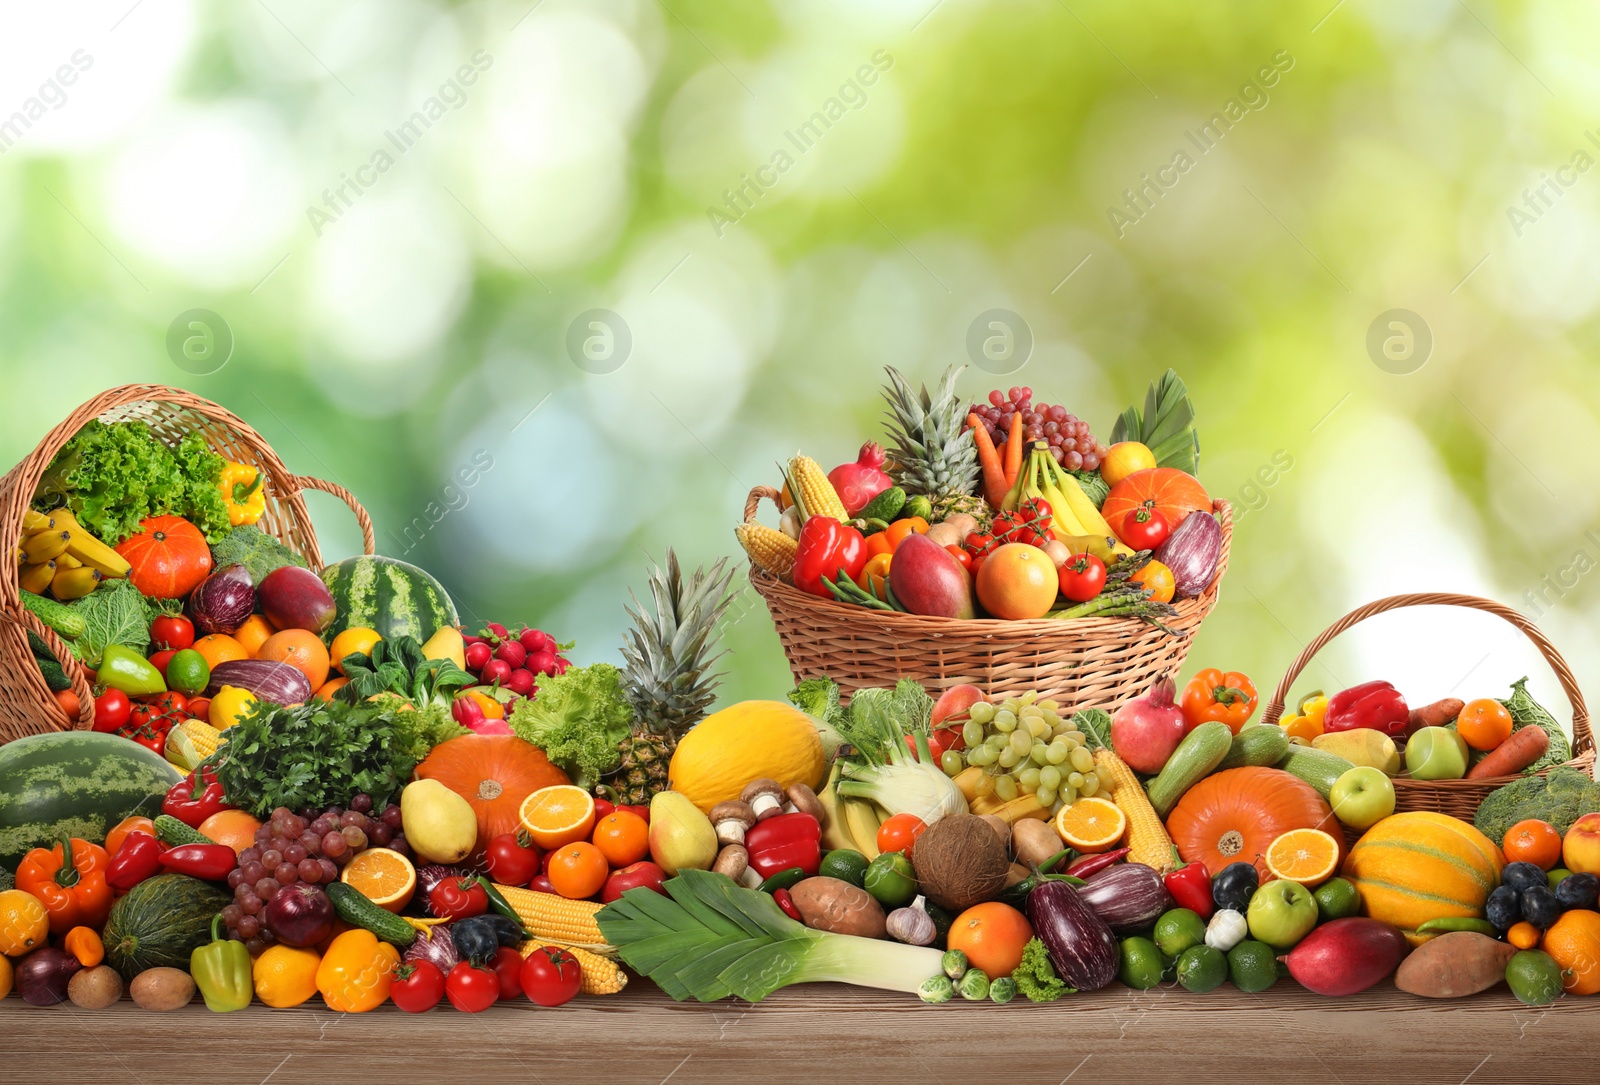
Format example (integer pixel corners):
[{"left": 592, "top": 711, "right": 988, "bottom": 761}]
[
  {"left": 1505, "top": 950, "right": 1565, "bottom": 1006},
  {"left": 1226, "top": 940, "right": 1279, "bottom": 993},
  {"left": 1153, "top": 907, "right": 1207, "bottom": 959},
  {"left": 1313, "top": 877, "right": 1360, "bottom": 922},
  {"left": 1176, "top": 944, "right": 1226, "bottom": 993},
  {"left": 1118, "top": 936, "right": 1165, "bottom": 990},
  {"left": 1548, "top": 868, "right": 1573, "bottom": 891},
  {"left": 819, "top": 849, "right": 869, "bottom": 888},
  {"left": 863, "top": 851, "right": 917, "bottom": 908},
  {"left": 165, "top": 648, "right": 211, "bottom": 696}
]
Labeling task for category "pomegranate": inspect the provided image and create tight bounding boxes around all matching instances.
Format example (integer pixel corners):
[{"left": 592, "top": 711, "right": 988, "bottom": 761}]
[{"left": 828, "top": 442, "right": 894, "bottom": 516}]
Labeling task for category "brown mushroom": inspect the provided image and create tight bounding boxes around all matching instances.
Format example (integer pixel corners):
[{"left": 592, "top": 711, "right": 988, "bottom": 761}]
[
  {"left": 713, "top": 844, "right": 761, "bottom": 888},
  {"left": 784, "top": 783, "right": 824, "bottom": 821},
  {"left": 710, "top": 800, "right": 757, "bottom": 846},
  {"left": 741, "top": 778, "right": 786, "bottom": 821}
]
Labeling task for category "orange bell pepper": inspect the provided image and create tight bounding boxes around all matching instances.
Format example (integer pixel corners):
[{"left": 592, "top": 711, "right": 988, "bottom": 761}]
[
  {"left": 15, "top": 838, "right": 112, "bottom": 935},
  {"left": 863, "top": 532, "right": 895, "bottom": 560},
  {"left": 316, "top": 929, "right": 400, "bottom": 1012},
  {"left": 1180, "top": 669, "right": 1259, "bottom": 734}
]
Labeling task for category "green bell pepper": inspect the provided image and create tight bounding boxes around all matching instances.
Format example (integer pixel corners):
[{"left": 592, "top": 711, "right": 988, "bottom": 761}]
[
  {"left": 190, "top": 914, "right": 253, "bottom": 1012},
  {"left": 98, "top": 643, "right": 166, "bottom": 696}
]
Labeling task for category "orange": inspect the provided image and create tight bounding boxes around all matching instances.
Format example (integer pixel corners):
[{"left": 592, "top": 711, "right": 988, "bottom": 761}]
[
  {"left": 1503, "top": 819, "right": 1564, "bottom": 871},
  {"left": 257, "top": 629, "right": 331, "bottom": 692},
  {"left": 1101, "top": 441, "right": 1157, "bottom": 488},
  {"left": 233, "top": 614, "right": 277, "bottom": 658},
  {"left": 329, "top": 627, "right": 382, "bottom": 675},
  {"left": 592, "top": 810, "right": 650, "bottom": 867},
  {"left": 1507, "top": 921, "right": 1542, "bottom": 951},
  {"left": 1264, "top": 828, "right": 1341, "bottom": 887},
  {"left": 884, "top": 517, "right": 930, "bottom": 549},
  {"left": 976, "top": 542, "right": 1059, "bottom": 620},
  {"left": 253, "top": 944, "right": 322, "bottom": 1009},
  {"left": 547, "top": 841, "right": 609, "bottom": 899},
  {"left": 947, "top": 902, "right": 1033, "bottom": 978},
  {"left": 192, "top": 634, "right": 249, "bottom": 670},
  {"left": 0, "top": 889, "right": 49, "bottom": 956},
  {"left": 315, "top": 676, "right": 349, "bottom": 702},
  {"left": 519, "top": 785, "right": 597, "bottom": 850},
  {"left": 340, "top": 847, "right": 417, "bottom": 913},
  {"left": 1542, "top": 909, "right": 1600, "bottom": 994},
  {"left": 1130, "top": 560, "right": 1176, "bottom": 604},
  {"left": 1053, "top": 797, "right": 1127, "bottom": 852},
  {"left": 1457, "top": 698, "right": 1513, "bottom": 751},
  {"left": 199, "top": 810, "right": 264, "bottom": 855}
]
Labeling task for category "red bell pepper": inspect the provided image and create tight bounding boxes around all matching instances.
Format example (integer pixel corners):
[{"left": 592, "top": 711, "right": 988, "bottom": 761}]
[
  {"left": 1163, "top": 856, "right": 1212, "bottom": 920},
  {"left": 106, "top": 831, "right": 165, "bottom": 893},
  {"left": 1323, "top": 680, "right": 1410, "bottom": 738},
  {"left": 792, "top": 517, "right": 868, "bottom": 598},
  {"left": 162, "top": 766, "right": 233, "bottom": 828},
  {"left": 15, "top": 838, "right": 114, "bottom": 935},
  {"left": 158, "top": 843, "right": 239, "bottom": 882},
  {"left": 744, "top": 812, "right": 822, "bottom": 880}
]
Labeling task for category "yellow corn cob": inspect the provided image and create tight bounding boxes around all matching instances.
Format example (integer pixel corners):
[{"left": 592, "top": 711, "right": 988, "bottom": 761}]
[
  {"left": 518, "top": 940, "right": 628, "bottom": 995},
  {"left": 493, "top": 884, "right": 609, "bottom": 950},
  {"left": 786, "top": 455, "right": 848, "bottom": 522},
  {"left": 1094, "top": 747, "right": 1176, "bottom": 874},
  {"left": 164, "top": 719, "right": 227, "bottom": 771},
  {"left": 734, "top": 522, "right": 798, "bottom": 580}
]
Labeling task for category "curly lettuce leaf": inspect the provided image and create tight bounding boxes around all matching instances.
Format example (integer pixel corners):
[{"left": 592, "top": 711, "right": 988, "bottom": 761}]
[{"left": 509, "top": 663, "right": 634, "bottom": 788}]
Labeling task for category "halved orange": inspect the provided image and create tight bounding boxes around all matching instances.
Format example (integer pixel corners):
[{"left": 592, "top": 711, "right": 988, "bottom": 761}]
[
  {"left": 1053, "top": 796, "right": 1127, "bottom": 852},
  {"left": 519, "top": 784, "right": 597, "bottom": 851},
  {"left": 340, "top": 847, "right": 417, "bottom": 913},
  {"left": 1265, "top": 828, "right": 1340, "bottom": 887}
]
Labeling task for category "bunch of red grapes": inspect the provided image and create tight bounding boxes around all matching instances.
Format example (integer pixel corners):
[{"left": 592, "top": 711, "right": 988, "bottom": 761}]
[
  {"left": 221, "top": 795, "right": 404, "bottom": 953},
  {"left": 463, "top": 623, "right": 570, "bottom": 711},
  {"left": 970, "top": 386, "right": 1110, "bottom": 472}
]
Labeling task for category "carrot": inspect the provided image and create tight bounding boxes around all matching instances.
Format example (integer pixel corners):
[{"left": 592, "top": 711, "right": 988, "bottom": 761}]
[
  {"left": 1465, "top": 725, "right": 1549, "bottom": 779},
  {"left": 1407, "top": 698, "right": 1463, "bottom": 736},
  {"left": 968, "top": 413, "right": 1008, "bottom": 508},
  {"left": 1003, "top": 412, "right": 1024, "bottom": 488}
]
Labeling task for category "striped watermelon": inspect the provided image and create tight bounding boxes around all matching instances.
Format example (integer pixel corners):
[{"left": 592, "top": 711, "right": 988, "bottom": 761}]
[
  {"left": 0, "top": 732, "right": 181, "bottom": 871},
  {"left": 321, "top": 555, "right": 460, "bottom": 644}
]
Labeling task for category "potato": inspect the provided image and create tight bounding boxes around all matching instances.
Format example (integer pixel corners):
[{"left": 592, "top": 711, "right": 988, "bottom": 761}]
[
  {"left": 130, "top": 967, "right": 196, "bottom": 1012},
  {"left": 941, "top": 513, "right": 978, "bottom": 538},
  {"left": 68, "top": 965, "right": 123, "bottom": 1010},
  {"left": 1394, "top": 932, "right": 1516, "bottom": 998},
  {"left": 979, "top": 815, "right": 1010, "bottom": 850},
  {"left": 924, "top": 522, "right": 963, "bottom": 548},
  {"left": 1011, "top": 819, "right": 1063, "bottom": 867},
  {"left": 789, "top": 876, "right": 887, "bottom": 938}
]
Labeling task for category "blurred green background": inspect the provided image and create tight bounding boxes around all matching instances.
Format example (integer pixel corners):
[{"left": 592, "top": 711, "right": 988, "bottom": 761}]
[{"left": 3, "top": 0, "right": 1597, "bottom": 737}]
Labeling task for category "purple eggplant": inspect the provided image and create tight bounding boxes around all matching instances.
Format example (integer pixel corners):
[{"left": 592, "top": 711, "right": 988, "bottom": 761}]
[
  {"left": 1026, "top": 879, "right": 1118, "bottom": 991},
  {"left": 204, "top": 658, "right": 312, "bottom": 704},
  {"left": 1154, "top": 511, "right": 1222, "bottom": 598},
  {"left": 16, "top": 947, "right": 80, "bottom": 1006},
  {"left": 187, "top": 564, "right": 256, "bottom": 634},
  {"left": 1077, "top": 862, "right": 1174, "bottom": 934}
]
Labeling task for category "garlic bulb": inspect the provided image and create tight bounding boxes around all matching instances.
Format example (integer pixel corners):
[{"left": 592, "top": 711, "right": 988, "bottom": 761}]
[{"left": 886, "top": 895, "right": 937, "bottom": 946}]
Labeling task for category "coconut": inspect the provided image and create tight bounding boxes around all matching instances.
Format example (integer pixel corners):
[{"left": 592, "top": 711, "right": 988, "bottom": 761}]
[{"left": 911, "top": 813, "right": 1010, "bottom": 911}]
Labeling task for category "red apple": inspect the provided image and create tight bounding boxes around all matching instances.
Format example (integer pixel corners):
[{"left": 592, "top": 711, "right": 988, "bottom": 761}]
[
  {"left": 1564, "top": 812, "right": 1600, "bottom": 875},
  {"left": 931, "top": 684, "right": 985, "bottom": 728}
]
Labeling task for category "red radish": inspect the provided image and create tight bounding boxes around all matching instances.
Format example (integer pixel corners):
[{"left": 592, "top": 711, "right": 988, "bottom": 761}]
[
  {"left": 463, "top": 633, "right": 484, "bottom": 646},
  {"left": 1283, "top": 918, "right": 1408, "bottom": 996},
  {"left": 505, "top": 669, "right": 536, "bottom": 695},
  {"left": 525, "top": 649, "right": 558, "bottom": 676},
  {"left": 464, "top": 642, "right": 493, "bottom": 672},
  {"left": 495, "top": 640, "right": 527, "bottom": 668},
  {"left": 486, "top": 622, "right": 509, "bottom": 640},
  {"left": 519, "top": 628, "right": 551, "bottom": 653},
  {"left": 452, "top": 695, "right": 485, "bottom": 728},
  {"left": 480, "top": 658, "right": 512, "bottom": 685},
  {"left": 828, "top": 442, "right": 894, "bottom": 516},
  {"left": 1110, "top": 677, "right": 1187, "bottom": 773},
  {"left": 550, "top": 657, "right": 571, "bottom": 676}
]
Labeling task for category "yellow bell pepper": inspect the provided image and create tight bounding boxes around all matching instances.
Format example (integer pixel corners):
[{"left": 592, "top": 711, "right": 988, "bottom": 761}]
[
  {"left": 1281, "top": 691, "right": 1329, "bottom": 742},
  {"left": 855, "top": 552, "right": 893, "bottom": 601},
  {"left": 315, "top": 929, "right": 399, "bottom": 1013},
  {"left": 218, "top": 462, "right": 266, "bottom": 526}
]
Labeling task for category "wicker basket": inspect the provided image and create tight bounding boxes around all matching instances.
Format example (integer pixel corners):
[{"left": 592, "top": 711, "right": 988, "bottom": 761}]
[
  {"left": 743, "top": 486, "right": 1232, "bottom": 711},
  {"left": 1260, "top": 593, "right": 1597, "bottom": 822},
  {"left": 0, "top": 384, "right": 376, "bottom": 744}
]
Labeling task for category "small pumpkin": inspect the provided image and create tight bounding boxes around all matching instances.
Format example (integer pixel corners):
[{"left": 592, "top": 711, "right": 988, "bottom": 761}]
[
  {"left": 115, "top": 516, "right": 213, "bottom": 599},
  {"left": 1542, "top": 909, "right": 1600, "bottom": 994},
  {"left": 413, "top": 735, "right": 569, "bottom": 850},
  {"left": 1101, "top": 468, "right": 1212, "bottom": 539},
  {"left": 1166, "top": 766, "right": 1342, "bottom": 881}
]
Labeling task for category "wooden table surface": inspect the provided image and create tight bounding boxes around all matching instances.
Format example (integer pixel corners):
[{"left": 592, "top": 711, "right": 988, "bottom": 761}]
[{"left": 1, "top": 981, "right": 1587, "bottom": 1085}]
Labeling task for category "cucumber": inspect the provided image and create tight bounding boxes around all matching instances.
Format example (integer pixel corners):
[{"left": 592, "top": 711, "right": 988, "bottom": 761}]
[
  {"left": 1147, "top": 722, "right": 1233, "bottom": 818},
  {"left": 154, "top": 814, "right": 217, "bottom": 847},
  {"left": 858, "top": 487, "right": 907, "bottom": 524},
  {"left": 20, "top": 590, "right": 86, "bottom": 640},
  {"left": 1276, "top": 745, "right": 1355, "bottom": 799},
  {"left": 36, "top": 657, "right": 71, "bottom": 693},
  {"left": 325, "top": 881, "right": 417, "bottom": 947},
  {"left": 1217, "top": 724, "right": 1290, "bottom": 771}
]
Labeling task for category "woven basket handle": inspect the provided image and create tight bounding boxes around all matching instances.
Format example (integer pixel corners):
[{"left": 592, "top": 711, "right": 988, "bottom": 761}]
[
  {"left": 1260, "top": 593, "right": 1592, "bottom": 753},
  {"left": 293, "top": 475, "right": 376, "bottom": 556},
  {"left": 744, "top": 486, "right": 781, "bottom": 524},
  {"left": 0, "top": 606, "right": 97, "bottom": 729}
]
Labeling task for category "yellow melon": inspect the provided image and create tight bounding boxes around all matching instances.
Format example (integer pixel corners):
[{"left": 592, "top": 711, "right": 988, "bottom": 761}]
[
  {"left": 668, "top": 700, "right": 826, "bottom": 813},
  {"left": 1340, "top": 811, "right": 1504, "bottom": 931}
]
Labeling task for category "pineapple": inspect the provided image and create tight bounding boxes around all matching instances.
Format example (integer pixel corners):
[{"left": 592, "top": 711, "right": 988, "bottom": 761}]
[
  {"left": 882, "top": 364, "right": 982, "bottom": 521},
  {"left": 609, "top": 550, "right": 735, "bottom": 806}
]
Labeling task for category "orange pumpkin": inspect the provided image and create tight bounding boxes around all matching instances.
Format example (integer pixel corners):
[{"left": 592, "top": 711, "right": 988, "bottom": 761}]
[
  {"left": 1542, "top": 909, "right": 1600, "bottom": 994},
  {"left": 114, "top": 515, "right": 213, "bottom": 598},
  {"left": 414, "top": 734, "right": 570, "bottom": 849},
  {"left": 1166, "top": 767, "right": 1342, "bottom": 880},
  {"left": 1101, "top": 468, "right": 1212, "bottom": 540}
]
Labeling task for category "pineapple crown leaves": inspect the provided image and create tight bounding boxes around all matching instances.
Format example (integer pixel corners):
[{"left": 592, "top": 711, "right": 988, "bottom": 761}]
[
  {"left": 619, "top": 549, "right": 737, "bottom": 731},
  {"left": 881, "top": 363, "right": 980, "bottom": 497}
]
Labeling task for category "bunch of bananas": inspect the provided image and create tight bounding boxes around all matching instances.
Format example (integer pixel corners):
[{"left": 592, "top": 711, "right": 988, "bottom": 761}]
[
  {"left": 1001, "top": 441, "right": 1133, "bottom": 559},
  {"left": 817, "top": 761, "right": 890, "bottom": 860},
  {"left": 17, "top": 508, "right": 131, "bottom": 600}
]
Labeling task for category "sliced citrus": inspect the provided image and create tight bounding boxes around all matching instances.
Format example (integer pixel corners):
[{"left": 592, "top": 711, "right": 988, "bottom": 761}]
[
  {"left": 1054, "top": 796, "right": 1127, "bottom": 852},
  {"left": 340, "top": 847, "right": 417, "bottom": 913},
  {"left": 1265, "top": 828, "right": 1340, "bottom": 887},
  {"left": 519, "top": 784, "right": 597, "bottom": 851}
]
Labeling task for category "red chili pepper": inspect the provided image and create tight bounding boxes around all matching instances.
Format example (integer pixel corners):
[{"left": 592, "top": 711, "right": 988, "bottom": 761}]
[
  {"left": 792, "top": 517, "right": 868, "bottom": 598},
  {"left": 743, "top": 813, "right": 822, "bottom": 880},
  {"left": 773, "top": 887, "right": 802, "bottom": 921},
  {"left": 162, "top": 767, "right": 233, "bottom": 828},
  {"left": 158, "top": 843, "right": 238, "bottom": 882},
  {"left": 106, "top": 831, "right": 165, "bottom": 893},
  {"left": 1065, "top": 846, "right": 1130, "bottom": 879},
  {"left": 614, "top": 804, "right": 649, "bottom": 824},
  {"left": 1163, "top": 856, "right": 1213, "bottom": 919},
  {"left": 1323, "top": 680, "right": 1410, "bottom": 738}
]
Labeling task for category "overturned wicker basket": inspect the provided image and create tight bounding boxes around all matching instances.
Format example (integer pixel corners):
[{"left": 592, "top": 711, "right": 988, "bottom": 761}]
[
  {"left": 744, "top": 486, "right": 1232, "bottom": 712},
  {"left": 1260, "top": 594, "right": 1597, "bottom": 822},
  {"left": 0, "top": 385, "right": 376, "bottom": 744}
]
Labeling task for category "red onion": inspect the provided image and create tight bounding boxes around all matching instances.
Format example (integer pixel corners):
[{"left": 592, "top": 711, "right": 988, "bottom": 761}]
[
  {"left": 262, "top": 883, "right": 334, "bottom": 947},
  {"left": 827, "top": 442, "right": 894, "bottom": 516},
  {"left": 186, "top": 563, "right": 255, "bottom": 634},
  {"left": 16, "top": 947, "right": 79, "bottom": 1005}
]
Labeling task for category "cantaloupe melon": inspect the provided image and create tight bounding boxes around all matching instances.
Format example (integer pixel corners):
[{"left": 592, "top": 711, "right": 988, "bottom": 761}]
[
  {"left": 668, "top": 701, "right": 826, "bottom": 813},
  {"left": 1340, "top": 812, "right": 1504, "bottom": 931}
]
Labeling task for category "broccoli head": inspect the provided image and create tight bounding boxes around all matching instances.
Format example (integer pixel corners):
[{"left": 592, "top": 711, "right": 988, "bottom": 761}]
[{"left": 1474, "top": 767, "right": 1600, "bottom": 845}]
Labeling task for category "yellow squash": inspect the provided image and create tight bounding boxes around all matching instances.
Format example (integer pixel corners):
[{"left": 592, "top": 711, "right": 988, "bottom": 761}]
[{"left": 668, "top": 700, "right": 826, "bottom": 813}]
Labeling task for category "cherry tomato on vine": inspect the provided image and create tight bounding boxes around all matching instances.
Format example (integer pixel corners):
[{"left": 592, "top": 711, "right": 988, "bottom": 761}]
[
  {"left": 944, "top": 545, "right": 973, "bottom": 572},
  {"left": 93, "top": 689, "right": 132, "bottom": 733}
]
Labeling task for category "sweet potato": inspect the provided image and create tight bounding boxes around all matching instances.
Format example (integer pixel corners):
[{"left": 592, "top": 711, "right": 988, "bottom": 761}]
[
  {"left": 1407, "top": 698, "right": 1464, "bottom": 736},
  {"left": 1394, "top": 932, "right": 1515, "bottom": 998},
  {"left": 789, "top": 877, "right": 886, "bottom": 938},
  {"left": 1466, "top": 725, "right": 1549, "bottom": 779}
]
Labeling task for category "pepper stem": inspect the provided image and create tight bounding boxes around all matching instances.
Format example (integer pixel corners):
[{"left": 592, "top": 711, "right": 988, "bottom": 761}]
[
  {"left": 1212, "top": 685, "right": 1250, "bottom": 706},
  {"left": 211, "top": 913, "right": 227, "bottom": 943},
  {"left": 55, "top": 837, "right": 80, "bottom": 888}
]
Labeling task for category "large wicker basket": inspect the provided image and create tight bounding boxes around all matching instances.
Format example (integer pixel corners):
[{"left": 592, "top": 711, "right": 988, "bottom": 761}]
[
  {"left": 1260, "top": 593, "right": 1597, "bottom": 822},
  {"left": 743, "top": 486, "right": 1232, "bottom": 711},
  {"left": 0, "top": 385, "right": 376, "bottom": 743}
]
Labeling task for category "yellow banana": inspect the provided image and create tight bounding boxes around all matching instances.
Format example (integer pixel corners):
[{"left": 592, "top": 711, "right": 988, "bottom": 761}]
[
  {"left": 20, "top": 560, "right": 56, "bottom": 595},
  {"left": 817, "top": 763, "right": 855, "bottom": 852},
  {"left": 1054, "top": 533, "right": 1125, "bottom": 564},
  {"left": 53, "top": 553, "right": 82, "bottom": 570},
  {"left": 23, "top": 509, "right": 56, "bottom": 535},
  {"left": 991, "top": 793, "right": 1052, "bottom": 825},
  {"left": 842, "top": 798, "right": 883, "bottom": 859},
  {"left": 51, "top": 511, "right": 132, "bottom": 578},
  {"left": 1045, "top": 460, "right": 1130, "bottom": 554},
  {"left": 23, "top": 530, "right": 70, "bottom": 564},
  {"left": 51, "top": 566, "right": 103, "bottom": 600}
]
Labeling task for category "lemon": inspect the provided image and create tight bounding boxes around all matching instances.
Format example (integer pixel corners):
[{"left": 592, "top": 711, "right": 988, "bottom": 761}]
[{"left": 209, "top": 685, "right": 257, "bottom": 730}]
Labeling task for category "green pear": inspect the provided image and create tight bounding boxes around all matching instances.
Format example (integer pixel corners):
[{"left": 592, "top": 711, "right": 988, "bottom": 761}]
[{"left": 649, "top": 791, "right": 719, "bottom": 875}]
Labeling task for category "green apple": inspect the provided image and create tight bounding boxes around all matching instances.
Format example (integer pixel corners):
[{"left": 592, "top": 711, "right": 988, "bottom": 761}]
[
  {"left": 1246, "top": 878, "right": 1319, "bottom": 950},
  {"left": 1329, "top": 766, "right": 1396, "bottom": 829},
  {"left": 1405, "top": 726, "right": 1469, "bottom": 781}
]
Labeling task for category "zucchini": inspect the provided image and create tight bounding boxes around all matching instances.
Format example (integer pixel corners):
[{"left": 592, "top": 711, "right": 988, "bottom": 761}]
[
  {"left": 36, "top": 657, "right": 71, "bottom": 693},
  {"left": 154, "top": 814, "right": 216, "bottom": 847},
  {"left": 1276, "top": 745, "right": 1355, "bottom": 799},
  {"left": 326, "top": 881, "right": 417, "bottom": 947},
  {"left": 1217, "top": 724, "right": 1290, "bottom": 771},
  {"left": 20, "top": 590, "right": 86, "bottom": 641},
  {"left": 1147, "top": 721, "right": 1232, "bottom": 818}
]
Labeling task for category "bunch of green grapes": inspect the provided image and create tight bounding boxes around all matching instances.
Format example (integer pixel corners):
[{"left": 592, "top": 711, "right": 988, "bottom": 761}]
[{"left": 944, "top": 692, "right": 1100, "bottom": 811}]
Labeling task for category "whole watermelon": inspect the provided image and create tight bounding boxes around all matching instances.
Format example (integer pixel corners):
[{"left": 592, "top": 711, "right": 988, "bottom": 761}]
[
  {"left": 321, "top": 555, "right": 459, "bottom": 644},
  {"left": 0, "top": 731, "right": 181, "bottom": 870}
]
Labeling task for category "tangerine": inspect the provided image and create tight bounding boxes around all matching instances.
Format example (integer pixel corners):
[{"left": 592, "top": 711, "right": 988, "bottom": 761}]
[
  {"left": 198, "top": 810, "right": 264, "bottom": 855},
  {"left": 946, "top": 901, "right": 1033, "bottom": 978},
  {"left": 314, "top": 676, "right": 349, "bottom": 702},
  {"left": 257, "top": 629, "right": 331, "bottom": 692},
  {"left": 1457, "top": 698, "right": 1513, "bottom": 751},
  {"left": 233, "top": 614, "right": 277, "bottom": 658},
  {"left": 1131, "top": 560, "right": 1176, "bottom": 604},
  {"left": 1503, "top": 819, "right": 1563, "bottom": 870},
  {"left": 591, "top": 811, "right": 650, "bottom": 867},
  {"left": 547, "top": 841, "right": 609, "bottom": 900},
  {"left": 975, "top": 542, "right": 1059, "bottom": 620},
  {"left": 192, "top": 634, "right": 249, "bottom": 671}
]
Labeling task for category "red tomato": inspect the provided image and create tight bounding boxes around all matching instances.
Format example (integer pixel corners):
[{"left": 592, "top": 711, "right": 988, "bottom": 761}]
[
  {"left": 876, "top": 813, "right": 928, "bottom": 859},
  {"left": 128, "top": 702, "right": 160, "bottom": 730},
  {"left": 429, "top": 877, "right": 489, "bottom": 921},
  {"left": 484, "top": 833, "right": 542, "bottom": 887},
  {"left": 601, "top": 860, "right": 668, "bottom": 904},
  {"left": 1059, "top": 553, "right": 1107, "bottom": 603},
  {"left": 944, "top": 544, "right": 972, "bottom": 572},
  {"left": 120, "top": 724, "right": 166, "bottom": 756},
  {"left": 147, "top": 649, "right": 177, "bottom": 678},
  {"left": 592, "top": 797, "right": 615, "bottom": 820},
  {"left": 444, "top": 962, "right": 500, "bottom": 1013},
  {"left": 519, "top": 946, "right": 581, "bottom": 1007},
  {"left": 94, "top": 689, "right": 131, "bottom": 733},
  {"left": 1119, "top": 501, "right": 1171, "bottom": 551},
  {"left": 390, "top": 961, "right": 446, "bottom": 1013},
  {"left": 615, "top": 804, "right": 649, "bottom": 824},
  {"left": 490, "top": 946, "right": 524, "bottom": 1001},
  {"left": 186, "top": 697, "right": 211, "bottom": 721},
  {"left": 150, "top": 615, "right": 195, "bottom": 652},
  {"left": 529, "top": 873, "right": 556, "bottom": 895},
  {"left": 146, "top": 691, "right": 189, "bottom": 718}
]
